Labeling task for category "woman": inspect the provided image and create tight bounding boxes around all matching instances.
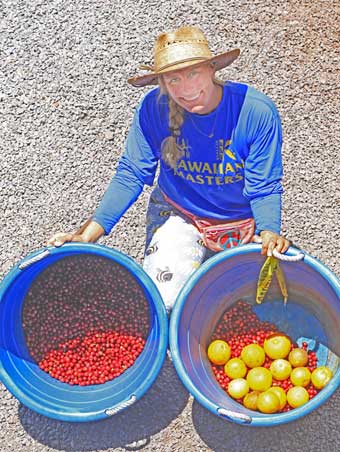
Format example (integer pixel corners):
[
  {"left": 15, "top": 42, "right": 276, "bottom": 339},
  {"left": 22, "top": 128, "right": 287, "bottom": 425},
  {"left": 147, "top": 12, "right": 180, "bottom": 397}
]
[{"left": 47, "top": 26, "right": 290, "bottom": 312}]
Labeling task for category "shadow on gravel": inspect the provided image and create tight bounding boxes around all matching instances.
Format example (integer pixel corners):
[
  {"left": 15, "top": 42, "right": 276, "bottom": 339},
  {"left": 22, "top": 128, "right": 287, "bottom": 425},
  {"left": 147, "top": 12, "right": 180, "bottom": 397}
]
[
  {"left": 18, "top": 357, "right": 189, "bottom": 451},
  {"left": 192, "top": 389, "right": 340, "bottom": 452}
]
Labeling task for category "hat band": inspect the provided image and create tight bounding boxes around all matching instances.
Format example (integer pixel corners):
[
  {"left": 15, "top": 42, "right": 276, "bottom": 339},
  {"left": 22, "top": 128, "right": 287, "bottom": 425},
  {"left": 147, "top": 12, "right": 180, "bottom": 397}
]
[{"left": 156, "top": 56, "right": 210, "bottom": 73}]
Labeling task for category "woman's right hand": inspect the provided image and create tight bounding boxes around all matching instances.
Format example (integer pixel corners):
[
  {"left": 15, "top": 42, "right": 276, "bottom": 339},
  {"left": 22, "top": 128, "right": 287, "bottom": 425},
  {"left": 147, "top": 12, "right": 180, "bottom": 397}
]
[{"left": 46, "top": 232, "right": 87, "bottom": 247}]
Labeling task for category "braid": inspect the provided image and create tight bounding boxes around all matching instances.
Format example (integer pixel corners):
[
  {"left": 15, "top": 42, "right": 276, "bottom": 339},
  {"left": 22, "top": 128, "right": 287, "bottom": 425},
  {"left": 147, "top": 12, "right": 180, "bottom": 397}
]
[{"left": 158, "top": 78, "right": 186, "bottom": 168}]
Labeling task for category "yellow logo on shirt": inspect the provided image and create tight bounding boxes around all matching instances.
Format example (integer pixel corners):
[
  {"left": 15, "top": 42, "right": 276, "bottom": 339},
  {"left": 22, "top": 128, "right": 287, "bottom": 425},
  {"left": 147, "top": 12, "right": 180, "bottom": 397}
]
[{"left": 174, "top": 138, "right": 244, "bottom": 186}]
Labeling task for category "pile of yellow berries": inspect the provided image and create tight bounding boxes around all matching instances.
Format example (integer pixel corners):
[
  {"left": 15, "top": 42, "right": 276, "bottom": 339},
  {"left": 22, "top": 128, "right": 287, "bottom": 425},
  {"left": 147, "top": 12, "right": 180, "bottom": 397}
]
[{"left": 208, "top": 334, "right": 333, "bottom": 414}]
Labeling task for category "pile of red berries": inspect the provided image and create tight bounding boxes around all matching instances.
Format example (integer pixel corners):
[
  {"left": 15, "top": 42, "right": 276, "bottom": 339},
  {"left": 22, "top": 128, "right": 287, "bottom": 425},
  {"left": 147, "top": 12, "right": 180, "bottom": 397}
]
[
  {"left": 39, "top": 330, "right": 146, "bottom": 385},
  {"left": 212, "top": 300, "right": 276, "bottom": 347},
  {"left": 22, "top": 254, "right": 150, "bottom": 385},
  {"left": 210, "top": 300, "right": 321, "bottom": 412}
]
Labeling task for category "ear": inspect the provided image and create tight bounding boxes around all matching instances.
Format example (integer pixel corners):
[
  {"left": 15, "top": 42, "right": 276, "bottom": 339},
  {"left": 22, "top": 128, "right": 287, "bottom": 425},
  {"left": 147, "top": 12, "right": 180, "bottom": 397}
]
[{"left": 209, "top": 61, "right": 217, "bottom": 75}]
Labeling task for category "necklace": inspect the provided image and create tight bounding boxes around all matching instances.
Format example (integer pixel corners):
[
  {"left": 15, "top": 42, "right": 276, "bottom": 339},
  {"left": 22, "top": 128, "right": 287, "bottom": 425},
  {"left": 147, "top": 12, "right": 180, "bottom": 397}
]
[
  {"left": 188, "top": 109, "right": 219, "bottom": 138},
  {"left": 187, "top": 85, "right": 222, "bottom": 138}
]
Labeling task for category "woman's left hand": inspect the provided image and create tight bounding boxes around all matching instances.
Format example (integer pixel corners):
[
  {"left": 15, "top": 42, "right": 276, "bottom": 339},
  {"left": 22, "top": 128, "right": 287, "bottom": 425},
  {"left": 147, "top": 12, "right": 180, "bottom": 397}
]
[{"left": 260, "top": 230, "right": 290, "bottom": 257}]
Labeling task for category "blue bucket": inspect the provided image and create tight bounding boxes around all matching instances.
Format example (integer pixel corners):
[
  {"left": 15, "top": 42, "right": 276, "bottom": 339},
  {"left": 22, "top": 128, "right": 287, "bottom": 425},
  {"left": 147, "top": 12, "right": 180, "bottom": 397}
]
[
  {"left": 169, "top": 244, "right": 340, "bottom": 426},
  {"left": 0, "top": 243, "right": 168, "bottom": 422}
]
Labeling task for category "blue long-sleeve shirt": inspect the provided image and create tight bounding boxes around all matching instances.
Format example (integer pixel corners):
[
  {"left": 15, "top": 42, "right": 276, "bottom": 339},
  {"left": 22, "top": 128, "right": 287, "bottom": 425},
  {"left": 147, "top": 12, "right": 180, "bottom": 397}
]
[{"left": 92, "top": 81, "right": 283, "bottom": 235}]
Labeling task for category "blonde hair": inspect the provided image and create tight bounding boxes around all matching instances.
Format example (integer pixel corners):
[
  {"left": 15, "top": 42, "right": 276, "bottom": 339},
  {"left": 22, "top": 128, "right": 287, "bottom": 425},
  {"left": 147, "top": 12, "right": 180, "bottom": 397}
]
[{"left": 158, "top": 66, "right": 225, "bottom": 169}]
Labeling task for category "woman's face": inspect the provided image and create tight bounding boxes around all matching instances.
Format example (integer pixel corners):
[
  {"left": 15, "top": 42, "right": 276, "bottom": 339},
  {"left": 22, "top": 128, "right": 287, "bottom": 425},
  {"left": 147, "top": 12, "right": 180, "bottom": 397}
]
[{"left": 162, "top": 63, "right": 221, "bottom": 114}]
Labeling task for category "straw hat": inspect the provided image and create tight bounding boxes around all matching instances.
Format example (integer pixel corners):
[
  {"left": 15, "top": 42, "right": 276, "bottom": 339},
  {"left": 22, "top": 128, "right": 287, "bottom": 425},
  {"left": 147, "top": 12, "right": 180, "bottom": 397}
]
[{"left": 128, "top": 26, "right": 240, "bottom": 87}]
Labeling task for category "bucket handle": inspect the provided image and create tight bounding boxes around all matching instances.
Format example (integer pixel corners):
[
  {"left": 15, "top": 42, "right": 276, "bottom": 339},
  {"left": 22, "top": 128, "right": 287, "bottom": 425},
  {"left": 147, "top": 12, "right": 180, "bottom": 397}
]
[
  {"left": 252, "top": 236, "right": 305, "bottom": 262},
  {"left": 104, "top": 394, "right": 137, "bottom": 416},
  {"left": 18, "top": 249, "right": 50, "bottom": 269},
  {"left": 217, "top": 407, "right": 252, "bottom": 424}
]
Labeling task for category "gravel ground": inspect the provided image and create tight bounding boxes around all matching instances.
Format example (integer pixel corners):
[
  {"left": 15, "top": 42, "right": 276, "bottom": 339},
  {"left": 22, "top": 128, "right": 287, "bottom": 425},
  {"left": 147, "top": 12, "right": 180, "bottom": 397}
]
[{"left": 1, "top": 0, "right": 339, "bottom": 451}]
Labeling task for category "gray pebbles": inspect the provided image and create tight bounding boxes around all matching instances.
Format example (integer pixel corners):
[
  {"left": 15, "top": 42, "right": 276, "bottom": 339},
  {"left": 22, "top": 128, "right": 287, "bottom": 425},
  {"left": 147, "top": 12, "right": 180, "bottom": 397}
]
[{"left": 0, "top": 0, "right": 339, "bottom": 451}]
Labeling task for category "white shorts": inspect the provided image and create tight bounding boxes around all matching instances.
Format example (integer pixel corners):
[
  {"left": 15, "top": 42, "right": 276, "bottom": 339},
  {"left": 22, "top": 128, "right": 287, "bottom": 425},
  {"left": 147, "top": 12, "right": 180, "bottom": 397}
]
[{"left": 142, "top": 186, "right": 214, "bottom": 312}]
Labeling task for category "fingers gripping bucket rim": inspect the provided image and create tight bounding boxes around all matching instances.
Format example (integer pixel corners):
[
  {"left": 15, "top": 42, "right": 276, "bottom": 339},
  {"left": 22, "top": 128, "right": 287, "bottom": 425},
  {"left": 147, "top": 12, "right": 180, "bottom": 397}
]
[
  {"left": 169, "top": 244, "right": 340, "bottom": 426},
  {"left": 0, "top": 243, "right": 168, "bottom": 422}
]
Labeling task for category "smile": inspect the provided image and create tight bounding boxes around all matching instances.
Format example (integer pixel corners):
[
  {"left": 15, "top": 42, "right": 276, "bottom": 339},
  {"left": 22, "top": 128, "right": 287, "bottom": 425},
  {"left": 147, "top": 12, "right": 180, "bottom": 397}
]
[{"left": 182, "top": 92, "right": 201, "bottom": 102}]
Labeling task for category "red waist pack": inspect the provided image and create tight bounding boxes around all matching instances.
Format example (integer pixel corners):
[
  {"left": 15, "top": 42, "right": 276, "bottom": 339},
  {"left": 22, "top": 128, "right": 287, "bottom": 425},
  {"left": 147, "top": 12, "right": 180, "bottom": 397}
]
[{"left": 162, "top": 191, "right": 255, "bottom": 252}]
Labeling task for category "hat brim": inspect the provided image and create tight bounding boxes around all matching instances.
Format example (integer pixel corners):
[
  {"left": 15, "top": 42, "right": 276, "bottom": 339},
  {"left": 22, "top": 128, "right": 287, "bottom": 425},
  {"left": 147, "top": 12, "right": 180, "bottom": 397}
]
[{"left": 128, "top": 49, "right": 240, "bottom": 87}]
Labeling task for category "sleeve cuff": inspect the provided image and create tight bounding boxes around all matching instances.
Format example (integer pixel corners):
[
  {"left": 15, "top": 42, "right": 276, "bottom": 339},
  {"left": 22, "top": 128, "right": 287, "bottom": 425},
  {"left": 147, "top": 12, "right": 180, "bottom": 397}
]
[
  {"left": 250, "top": 193, "right": 282, "bottom": 235},
  {"left": 91, "top": 174, "right": 143, "bottom": 236}
]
